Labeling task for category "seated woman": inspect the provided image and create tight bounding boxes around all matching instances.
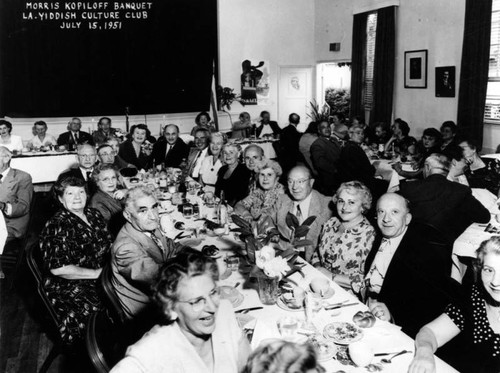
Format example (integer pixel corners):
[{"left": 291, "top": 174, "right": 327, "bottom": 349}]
[
  {"left": 243, "top": 340, "right": 325, "bottom": 373},
  {"left": 384, "top": 118, "right": 416, "bottom": 157},
  {"left": 215, "top": 143, "right": 251, "bottom": 206},
  {"left": 312, "top": 181, "right": 376, "bottom": 289},
  {"left": 198, "top": 132, "right": 226, "bottom": 194},
  {"left": 231, "top": 112, "right": 254, "bottom": 139},
  {"left": 110, "top": 249, "right": 251, "bottom": 373},
  {"left": 118, "top": 124, "right": 153, "bottom": 170},
  {"left": 409, "top": 236, "right": 500, "bottom": 373},
  {"left": 90, "top": 164, "right": 126, "bottom": 237},
  {"left": 0, "top": 119, "right": 23, "bottom": 152},
  {"left": 40, "top": 176, "right": 112, "bottom": 345},
  {"left": 234, "top": 160, "right": 284, "bottom": 222},
  {"left": 191, "top": 111, "right": 216, "bottom": 136}
]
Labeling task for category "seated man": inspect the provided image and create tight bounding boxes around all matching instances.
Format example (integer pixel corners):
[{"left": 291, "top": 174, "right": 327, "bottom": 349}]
[
  {"left": 0, "top": 146, "right": 33, "bottom": 239},
  {"left": 58, "top": 144, "right": 98, "bottom": 194},
  {"left": 184, "top": 128, "right": 210, "bottom": 180},
  {"left": 256, "top": 111, "right": 281, "bottom": 138},
  {"left": 26, "top": 120, "right": 57, "bottom": 149},
  {"left": 97, "top": 144, "right": 129, "bottom": 170},
  {"left": 92, "top": 117, "right": 119, "bottom": 146},
  {"left": 111, "top": 187, "right": 182, "bottom": 319},
  {"left": 399, "top": 153, "right": 490, "bottom": 244},
  {"left": 57, "top": 117, "right": 94, "bottom": 150},
  {"left": 364, "top": 193, "right": 461, "bottom": 338},
  {"left": 270, "top": 166, "right": 332, "bottom": 262},
  {"left": 243, "top": 144, "right": 264, "bottom": 190},
  {"left": 151, "top": 124, "right": 189, "bottom": 168}
]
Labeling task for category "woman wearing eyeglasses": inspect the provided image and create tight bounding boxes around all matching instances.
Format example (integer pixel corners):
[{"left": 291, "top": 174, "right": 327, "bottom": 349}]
[{"left": 111, "top": 248, "right": 251, "bottom": 373}]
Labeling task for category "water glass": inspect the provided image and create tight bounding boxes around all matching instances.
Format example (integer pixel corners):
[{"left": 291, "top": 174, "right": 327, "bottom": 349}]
[
  {"left": 277, "top": 317, "right": 299, "bottom": 338},
  {"left": 257, "top": 276, "right": 279, "bottom": 305},
  {"left": 183, "top": 203, "right": 194, "bottom": 219},
  {"left": 226, "top": 256, "right": 240, "bottom": 272}
]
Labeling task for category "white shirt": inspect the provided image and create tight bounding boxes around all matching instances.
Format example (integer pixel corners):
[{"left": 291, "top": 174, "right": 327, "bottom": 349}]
[
  {"left": 365, "top": 227, "right": 407, "bottom": 294},
  {"left": 259, "top": 123, "right": 274, "bottom": 137},
  {"left": 199, "top": 155, "right": 223, "bottom": 188},
  {"left": 0, "top": 168, "right": 13, "bottom": 216},
  {"left": 191, "top": 147, "right": 208, "bottom": 178},
  {"left": 293, "top": 192, "right": 313, "bottom": 225},
  {"left": 29, "top": 134, "right": 57, "bottom": 147},
  {"left": 0, "top": 135, "right": 23, "bottom": 152},
  {"left": 80, "top": 167, "right": 93, "bottom": 181}
]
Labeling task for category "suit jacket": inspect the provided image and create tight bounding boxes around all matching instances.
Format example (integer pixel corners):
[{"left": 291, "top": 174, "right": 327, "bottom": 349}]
[
  {"left": 270, "top": 190, "right": 332, "bottom": 262},
  {"left": 184, "top": 147, "right": 209, "bottom": 179},
  {"left": 92, "top": 128, "right": 118, "bottom": 145},
  {"left": 279, "top": 125, "right": 303, "bottom": 173},
  {"left": 57, "top": 131, "right": 94, "bottom": 149},
  {"left": 364, "top": 223, "right": 461, "bottom": 338},
  {"left": 399, "top": 174, "right": 490, "bottom": 243},
  {"left": 0, "top": 169, "right": 33, "bottom": 238},
  {"left": 57, "top": 167, "right": 97, "bottom": 195},
  {"left": 256, "top": 121, "right": 281, "bottom": 137},
  {"left": 89, "top": 190, "right": 125, "bottom": 237},
  {"left": 118, "top": 140, "right": 151, "bottom": 170},
  {"left": 111, "top": 223, "right": 181, "bottom": 319},
  {"left": 310, "top": 137, "right": 342, "bottom": 195},
  {"left": 151, "top": 138, "right": 189, "bottom": 168}
]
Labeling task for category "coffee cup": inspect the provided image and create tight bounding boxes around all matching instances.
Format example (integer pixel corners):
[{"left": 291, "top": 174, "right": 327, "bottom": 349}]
[{"left": 310, "top": 277, "right": 330, "bottom": 296}]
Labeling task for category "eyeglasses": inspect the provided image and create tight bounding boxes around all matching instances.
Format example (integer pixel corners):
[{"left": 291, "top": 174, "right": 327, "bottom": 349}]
[
  {"left": 177, "top": 287, "right": 220, "bottom": 312},
  {"left": 287, "top": 178, "right": 310, "bottom": 187},
  {"left": 78, "top": 154, "right": 96, "bottom": 159}
]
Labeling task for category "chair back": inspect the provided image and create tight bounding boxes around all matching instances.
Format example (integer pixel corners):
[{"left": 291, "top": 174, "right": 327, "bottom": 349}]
[
  {"left": 86, "top": 310, "right": 126, "bottom": 373},
  {"left": 99, "top": 262, "right": 127, "bottom": 324}
]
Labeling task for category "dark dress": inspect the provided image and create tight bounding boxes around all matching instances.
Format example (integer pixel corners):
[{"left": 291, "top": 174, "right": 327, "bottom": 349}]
[
  {"left": 215, "top": 163, "right": 251, "bottom": 207},
  {"left": 40, "top": 208, "right": 112, "bottom": 345},
  {"left": 439, "top": 285, "right": 500, "bottom": 373},
  {"left": 118, "top": 140, "right": 151, "bottom": 170}
]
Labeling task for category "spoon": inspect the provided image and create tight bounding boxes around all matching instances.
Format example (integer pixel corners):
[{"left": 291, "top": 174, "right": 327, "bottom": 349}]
[{"left": 380, "top": 350, "right": 412, "bottom": 363}]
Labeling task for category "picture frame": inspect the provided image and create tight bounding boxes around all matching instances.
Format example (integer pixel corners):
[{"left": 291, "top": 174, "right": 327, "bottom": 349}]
[
  {"left": 404, "top": 50, "right": 428, "bottom": 88},
  {"left": 435, "top": 66, "right": 455, "bottom": 97}
]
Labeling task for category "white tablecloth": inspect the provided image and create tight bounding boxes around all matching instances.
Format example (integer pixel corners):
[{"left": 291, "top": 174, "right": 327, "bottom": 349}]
[
  {"left": 11, "top": 152, "right": 78, "bottom": 183},
  {"left": 238, "top": 140, "right": 277, "bottom": 159}
]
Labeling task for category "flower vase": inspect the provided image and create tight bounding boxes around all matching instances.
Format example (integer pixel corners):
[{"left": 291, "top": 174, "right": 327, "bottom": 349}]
[{"left": 257, "top": 275, "right": 279, "bottom": 305}]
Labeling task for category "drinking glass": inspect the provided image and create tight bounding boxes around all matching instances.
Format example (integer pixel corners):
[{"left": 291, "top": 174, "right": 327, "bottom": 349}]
[
  {"left": 277, "top": 317, "right": 299, "bottom": 338},
  {"left": 226, "top": 256, "right": 240, "bottom": 272},
  {"left": 182, "top": 203, "right": 194, "bottom": 219},
  {"left": 257, "top": 276, "right": 279, "bottom": 305}
]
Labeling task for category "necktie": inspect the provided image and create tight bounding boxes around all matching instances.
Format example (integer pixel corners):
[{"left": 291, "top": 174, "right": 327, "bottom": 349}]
[
  {"left": 86, "top": 171, "right": 92, "bottom": 181},
  {"left": 296, "top": 204, "right": 303, "bottom": 224},
  {"left": 165, "top": 144, "right": 172, "bottom": 159},
  {"left": 150, "top": 232, "right": 165, "bottom": 253},
  {"left": 366, "top": 238, "right": 391, "bottom": 294},
  {"left": 74, "top": 132, "right": 79, "bottom": 142}
]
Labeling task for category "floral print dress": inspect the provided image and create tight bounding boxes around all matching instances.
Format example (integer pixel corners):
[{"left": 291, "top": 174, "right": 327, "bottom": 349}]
[
  {"left": 239, "top": 183, "right": 285, "bottom": 219},
  {"left": 313, "top": 216, "right": 375, "bottom": 280},
  {"left": 40, "top": 208, "right": 112, "bottom": 345}
]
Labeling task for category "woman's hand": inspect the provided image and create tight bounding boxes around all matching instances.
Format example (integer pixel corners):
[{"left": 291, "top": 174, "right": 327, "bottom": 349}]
[
  {"left": 113, "top": 190, "right": 126, "bottom": 200},
  {"left": 368, "top": 299, "right": 392, "bottom": 322},
  {"left": 408, "top": 348, "right": 436, "bottom": 373},
  {"left": 391, "top": 162, "right": 403, "bottom": 174}
]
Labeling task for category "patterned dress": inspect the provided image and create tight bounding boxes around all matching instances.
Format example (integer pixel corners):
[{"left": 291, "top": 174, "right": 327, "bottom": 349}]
[
  {"left": 313, "top": 216, "right": 375, "bottom": 279},
  {"left": 442, "top": 285, "right": 500, "bottom": 372},
  {"left": 40, "top": 208, "right": 112, "bottom": 345},
  {"left": 239, "top": 183, "right": 285, "bottom": 219}
]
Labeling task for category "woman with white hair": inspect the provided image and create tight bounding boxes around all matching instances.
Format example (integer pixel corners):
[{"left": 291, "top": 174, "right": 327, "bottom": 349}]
[{"left": 198, "top": 132, "right": 226, "bottom": 193}]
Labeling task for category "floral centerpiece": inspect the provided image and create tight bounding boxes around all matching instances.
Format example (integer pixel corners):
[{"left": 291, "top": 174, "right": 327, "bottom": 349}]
[{"left": 140, "top": 140, "right": 153, "bottom": 156}]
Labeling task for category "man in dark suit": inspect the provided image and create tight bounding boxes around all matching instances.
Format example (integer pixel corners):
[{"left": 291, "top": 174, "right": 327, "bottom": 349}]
[
  {"left": 256, "top": 111, "right": 281, "bottom": 138},
  {"left": 184, "top": 128, "right": 210, "bottom": 180},
  {"left": 57, "top": 144, "right": 98, "bottom": 194},
  {"left": 364, "top": 193, "right": 460, "bottom": 338},
  {"left": 270, "top": 166, "right": 332, "bottom": 262},
  {"left": 278, "top": 113, "right": 303, "bottom": 178},
  {"left": 111, "top": 187, "right": 181, "bottom": 319},
  {"left": 310, "top": 120, "right": 341, "bottom": 196},
  {"left": 56, "top": 117, "right": 94, "bottom": 150},
  {"left": 399, "top": 153, "right": 490, "bottom": 243},
  {"left": 151, "top": 124, "right": 189, "bottom": 168},
  {"left": 0, "top": 146, "right": 33, "bottom": 239}
]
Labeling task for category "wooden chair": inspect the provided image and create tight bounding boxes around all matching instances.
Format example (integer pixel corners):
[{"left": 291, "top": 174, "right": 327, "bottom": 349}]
[{"left": 99, "top": 262, "right": 127, "bottom": 324}]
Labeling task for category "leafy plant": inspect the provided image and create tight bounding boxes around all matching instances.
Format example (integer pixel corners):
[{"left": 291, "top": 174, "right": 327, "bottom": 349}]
[
  {"left": 324, "top": 87, "right": 351, "bottom": 118},
  {"left": 307, "top": 99, "right": 330, "bottom": 123},
  {"left": 216, "top": 85, "right": 245, "bottom": 125}
]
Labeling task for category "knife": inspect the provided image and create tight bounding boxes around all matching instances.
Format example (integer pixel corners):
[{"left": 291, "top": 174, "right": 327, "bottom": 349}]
[{"left": 324, "top": 302, "right": 358, "bottom": 310}]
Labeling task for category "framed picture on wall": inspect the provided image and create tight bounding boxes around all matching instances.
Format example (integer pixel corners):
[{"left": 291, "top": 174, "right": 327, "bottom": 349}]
[
  {"left": 404, "top": 50, "right": 428, "bottom": 88},
  {"left": 435, "top": 66, "right": 455, "bottom": 97}
]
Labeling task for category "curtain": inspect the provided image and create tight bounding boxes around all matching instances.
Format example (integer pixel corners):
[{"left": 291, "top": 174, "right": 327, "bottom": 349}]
[
  {"left": 371, "top": 6, "right": 396, "bottom": 125},
  {"left": 457, "top": 0, "right": 492, "bottom": 149},
  {"left": 350, "top": 13, "right": 368, "bottom": 118}
]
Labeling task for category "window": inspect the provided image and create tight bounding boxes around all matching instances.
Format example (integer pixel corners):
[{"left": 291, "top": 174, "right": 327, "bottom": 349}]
[
  {"left": 363, "top": 12, "right": 378, "bottom": 111},
  {"left": 485, "top": 0, "right": 500, "bottom": 122}
]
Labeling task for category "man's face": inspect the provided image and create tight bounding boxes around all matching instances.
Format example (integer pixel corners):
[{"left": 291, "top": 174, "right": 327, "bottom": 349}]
[
  {"left": 100, "top": 119, "right": 111, "bottom": 131},
  {"left": 261, "top": 113, "right": 270, "bottom": 123},
  {"left": 375, "top": 126, "right": 386, "bottom": 139},
  {"left": 441, "top": 126, "right": 454, "bottom": 142},
  {"left": 376, "top": 194, "right": 412, "bottom": 239},
  {"left": 194, "top": 131, "right": 208, "bottom": 150},
  {"left": 348, "top": 128, "right": 365, "bottom": 144},
  {"left": 78, "top": 146, "right": 97, "bottom": 170},
  {"left": 164, "top": 126, "right": 179, "bottom": 145},
  {"left": 244, "top": 148, "right": 262, "bottom": 171},
  {"left": 98, "top": 146, "right": 115, "bottom": 164},
  {"left": 0, "top": 150, "right": 11, "bottom": 169},
  {"left": 287, "top": 168, "right": 313, "bottom": 202},
  {"left": 69, "top": 119, "right": 82, "bottom": 132},
  {"left": 422, "top": 135, "right": 437, "bottom": 149},
  {"left": 108, "top": 139, "right": 120, "bottom": 154},
  {"left": 34, "top": 124, "right": 47, "bottom": 136},
  {"left": 125, "top": 195, "right": 159, "bottom": 232},
  {"left": 318, "top": 121, "right": 331, "bottom": 138}
]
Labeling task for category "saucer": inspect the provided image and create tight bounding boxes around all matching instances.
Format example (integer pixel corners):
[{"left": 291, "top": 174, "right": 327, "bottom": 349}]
[{"left": 276, "top": 295, "right": 304, "bottom": 312}]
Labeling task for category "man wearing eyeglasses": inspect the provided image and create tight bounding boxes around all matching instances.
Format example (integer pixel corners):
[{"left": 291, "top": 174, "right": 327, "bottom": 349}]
[
  {"left": 97, "top": 144, "right": 130, "bottom": 170},
  {"left": 111, "top": 187, "right": 182, "bottom": 320},
  {"left": 270, "top": 165, "right": 332, "bottom": 262},
  {"left": 57, "top": 144, "right": 98, "bottom": 194}
]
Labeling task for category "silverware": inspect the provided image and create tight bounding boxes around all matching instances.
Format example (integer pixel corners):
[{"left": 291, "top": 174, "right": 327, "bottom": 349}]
[
  {"left": 323, "top": 299, "right": 348, "bottom": 308},
  {"left": 380, "top": 350, "right": 412, "bottom": 363},
  {"left": 324, "top": 302, "right": 358, "bottom": 310},
  {"left": 235, "top": 306, "right": 264, "bottom": 314},
  {"left": 374, "top": 350, "right": 412, "bottom": 357}
]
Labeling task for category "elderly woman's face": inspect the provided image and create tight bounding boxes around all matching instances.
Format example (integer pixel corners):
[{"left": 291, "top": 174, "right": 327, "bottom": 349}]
[
  {"left": 174, "top": 273, "right": 220, "bottom": 339},
  {"left": 336, "top": 189, "right": 364, "bottom": 223},
  {"left": 481, "top": 252, "right": 500, "bottom": 303},
  {"left": 59, "top": 186, "right": 87, "bottom": 214},
  {"left": 223, "top": 147, "right": 239, "bottom": 165},
  {"left": 244, "top": 148, "right": 262, "bottom": 171},
  {"left": 132, "top": 128, "right": 147, "bottom": 144},
  {"left": 258, "top": 167, "right": 278, "bottom": 191},
  {"left": 209, "top": 137, "right": 224, "bottom": 156},
  {"left": 97, "top": 169, "right": 118, "bottom": 194}
]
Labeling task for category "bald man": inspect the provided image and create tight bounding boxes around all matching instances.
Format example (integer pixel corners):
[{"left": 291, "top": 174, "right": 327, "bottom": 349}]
[
  {"left": 57, "top": 144, "right": 98, "bottom": 194},
  {"left": 151, "top": 124, "right": 189, "bottom": 168},
  {"left": 364, "top": 193, "right": 460, "bottom": 338}
]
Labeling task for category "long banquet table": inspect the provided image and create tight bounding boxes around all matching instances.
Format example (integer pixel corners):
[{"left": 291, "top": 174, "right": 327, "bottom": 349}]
[
  {"left": 164, "top": 208, "right": 457, "bottom": 373},
  {"left": 11, "top": 151, "right": 78, "bottom": 184}
]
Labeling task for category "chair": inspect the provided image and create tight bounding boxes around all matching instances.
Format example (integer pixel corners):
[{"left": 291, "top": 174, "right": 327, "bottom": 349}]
[
  {"left": 26, "top": 240, "right": 64, "bottom": 373},
  {"left": 99, "top": 262, "right": 127, "bottom": 324},
  {"left": 86, "top": 310, "right": 126, "bottom": 373}
]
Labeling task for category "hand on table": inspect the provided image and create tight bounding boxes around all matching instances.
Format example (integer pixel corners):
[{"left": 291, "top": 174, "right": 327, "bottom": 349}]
[
  {"left": 368, "top": 299, "right": 392, "bottom": 322},
  {"left": 408, "top": 350, "right": 436, "bottom": 373}
]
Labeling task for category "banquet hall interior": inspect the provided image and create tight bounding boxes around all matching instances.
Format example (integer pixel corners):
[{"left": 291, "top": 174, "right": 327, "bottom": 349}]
[{"left": 1, "top": 0, "right": 500, "bottom": 372}]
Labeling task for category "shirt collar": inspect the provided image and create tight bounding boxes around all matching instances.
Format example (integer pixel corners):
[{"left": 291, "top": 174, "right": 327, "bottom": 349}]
[
  {"left": 294, "top": 192, "right": 313, "bottom": 216},
  {"left": 1, "top": 167, "right": 11, "bottom": 179},
  {"left": 382, "top": 226, "right": 408, "bottom": 254}
]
